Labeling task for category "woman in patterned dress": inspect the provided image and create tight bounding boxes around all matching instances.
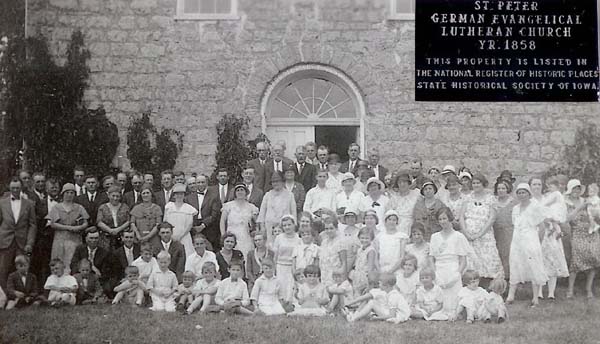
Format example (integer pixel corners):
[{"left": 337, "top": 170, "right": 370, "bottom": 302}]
[
  {"left": 130, "top": 184, "right": 162, "bottom": 250},
  {"left": 96, "top": 186, "right": 130, "bottom": 250},
  {"left": 459, "top": 173, "right": 503, "bottom": 281}
]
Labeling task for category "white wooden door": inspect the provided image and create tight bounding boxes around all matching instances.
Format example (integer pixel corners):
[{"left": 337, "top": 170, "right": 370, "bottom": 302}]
[{"left": 266, "top": 126, "right": 315, "bottom": 160}]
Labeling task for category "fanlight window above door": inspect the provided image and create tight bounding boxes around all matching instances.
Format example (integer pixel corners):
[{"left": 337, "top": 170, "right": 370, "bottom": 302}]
[{"left": 268, "top": 78, "right": 357, "bottom": 119}]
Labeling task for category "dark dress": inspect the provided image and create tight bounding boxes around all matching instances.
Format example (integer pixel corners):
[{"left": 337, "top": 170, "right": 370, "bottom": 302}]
[
  {"left": 412, "top": 198, "right": 447, "bottom": 241},
  {"left": 569, "top": 209, "right": 600, "bottom": 272},
  {"left": 493, "top": 196, "right": 516, "bottom": 277},
  {"left": 215, "top": 249, "right": 245, "bottom": 280},
  {"left": 96, "top": 203, "right": 130, "bottom": 250}
]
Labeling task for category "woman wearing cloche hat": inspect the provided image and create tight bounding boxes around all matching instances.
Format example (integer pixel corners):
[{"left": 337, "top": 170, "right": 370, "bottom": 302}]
[
  {"left": 358, "top": 177, "right": 389, "bottom": 232},
  {"left": 506, "top": 183, "right": 549, "bottom": 307},
  {"left": 163, "top": 183, "right": 198, "bottom": 257}
]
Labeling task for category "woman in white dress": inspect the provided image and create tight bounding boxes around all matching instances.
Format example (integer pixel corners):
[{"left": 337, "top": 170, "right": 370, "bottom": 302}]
[
  {"left": 163, "top": 183, "right": 198, "bottom": 257},
  {"left": 388, "top": 173, "right": 421, "bottom": 238},
  {"left": 220, "top": 184, "right": 259, "bottom": 261},
  {"left": 506, "top": 183, "right": 549, "bottom": 307},
  {"left": 459, "top": 173, "right": 503, "bottom": 281},
  {"left": 429, "top": 207, "right": 470, "bottom": 317}
]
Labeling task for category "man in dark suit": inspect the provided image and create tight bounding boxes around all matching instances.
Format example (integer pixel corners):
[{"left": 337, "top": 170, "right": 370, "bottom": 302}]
[
  {"left": 409, "top": 158, "right": 427, "bottom": 190},
  {"left": 153, "top": 223, "right": 186, "bottom": 282},
  {"left": 75, "top": 175, "right": 108, "bottom": 227},
  {"left": 122, "top": 173, "right": 143, "bottom": 209},
  {"left": 31, "top": 172, "right": 47, "bottom": 206},
  {"left": 367, "top": 147, "right": 389, "bottom": 183},
  {"left": 340, "top": 143, "right": 364, "bottom": 175},
  {"left": 212, "top": 168, "right": 232, "bottom": 206},
  {"left": 153, "top": 170, "right": 175, "bottom": 213},
  {"left": 316, "top": 146, "right": 329, "bottom": 172},
  {"left": 73, "top": 166, "right": 86, "bottom": 196},
  {"left": 70, "top": 229, "right": 116, "bottom": 297},
  {"left": 240, "top": 166, "right": 264, "bottom": 208},
  {"left": 264, "top": 143, "right": 293, "bottom": 192},
  {"left": 31, "top": 178, "right": 60, "bottom": 284},
  {"left": 17, "top": 170, "right": 36, "bottom": 201},
  {"left": 247, "top": 141, "right": 269, "bottom": 192},
  {"left": 0, "top": 178, "right": 37, "bottom": 291},
  {"left": 112, "top": 230, "right": 140, "bottom": 279},
  {"left": 187, "top": 175, "right": 222, "bottom": 251},
  {"left": 293, "top": 145, "right": 317, "bottom": 192}
]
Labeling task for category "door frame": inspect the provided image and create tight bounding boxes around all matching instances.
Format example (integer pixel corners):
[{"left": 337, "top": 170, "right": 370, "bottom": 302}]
[{"left": 260, "top": 64, "right": 366, "bottom": 158}]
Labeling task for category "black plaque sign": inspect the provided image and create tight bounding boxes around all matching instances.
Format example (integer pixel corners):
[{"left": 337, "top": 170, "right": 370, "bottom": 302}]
[{"left": 416, "top": 0, "right": 599, "bottom": 101}]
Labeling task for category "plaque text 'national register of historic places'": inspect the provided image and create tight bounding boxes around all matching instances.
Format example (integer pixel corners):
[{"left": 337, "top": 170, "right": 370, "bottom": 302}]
[{"left": 416, "top": 0, "right": 600, "bottom": 101}]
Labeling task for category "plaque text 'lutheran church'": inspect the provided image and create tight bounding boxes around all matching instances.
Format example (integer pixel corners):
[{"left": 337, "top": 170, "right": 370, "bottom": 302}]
[{"left": 416, "top": 0, "right": 600, "bottom": 101}]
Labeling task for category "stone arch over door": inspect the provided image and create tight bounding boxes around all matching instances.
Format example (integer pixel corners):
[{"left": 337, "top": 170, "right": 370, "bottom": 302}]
[{"left": 259, "top": 63, "right": 366, "bottom": 158}]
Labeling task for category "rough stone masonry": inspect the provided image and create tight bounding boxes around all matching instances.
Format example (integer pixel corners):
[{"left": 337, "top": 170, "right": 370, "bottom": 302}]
[{"left": 26, "top": 0, "right": 600, "bottom": 180}]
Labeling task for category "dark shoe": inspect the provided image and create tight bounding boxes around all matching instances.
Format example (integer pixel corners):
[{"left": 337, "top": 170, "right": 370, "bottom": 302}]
[{"left": 497, "top": 317, "right": 505, "bottom": 324}]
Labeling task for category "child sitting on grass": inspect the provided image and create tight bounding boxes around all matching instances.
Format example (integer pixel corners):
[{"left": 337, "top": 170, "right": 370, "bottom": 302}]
[
  {"left": 250, "top": 258, "right": 286, "bottom": 316},
  {"left": 483, "top": 277, "right": 508, "bottom": 323},
  {"left": 344, "top": 273, "right": 410, "bottom": 323},
  {"left": 73, "top": 259, "right": 104, "bottom": 305},
  {"left": 113, "top": 266, "right": 145, "bottom": 306},
  {"left": 147, "top": 251, "right": 178, "bottom": 312},
  {"left": 288, "top": 265, "right": 329, "bottom": 317},
  {"left": 187, "top": 262, "right": 220, "bottom": 314},
  {"left": 132, "top": 243, "right": 159, "bottom": 285},
  {"left": 175, "top": 271, "right": 196, "bottom": 313},
  {"left": 455, "top": 270, "right": 491, "bottom": 324},
  {"left": 215, "top": 260, "right": 252, "bottom": 315},
  {"left": 6, "top": 255, "right": 42, "bottom": 309},
  {"left": 395, "top": 254, "right": 420, "bottom": 306},
  {"left": 412, "top": 268, "right": 445, "bottom": 321},
  {"left": 326, "top": 271, "right": 353, "bottom": 314},
  {"left": 44, "top": 259, "right": 78, "bottom": 307}
]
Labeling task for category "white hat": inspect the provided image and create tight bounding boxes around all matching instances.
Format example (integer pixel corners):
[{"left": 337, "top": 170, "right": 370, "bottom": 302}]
[
  {"left": 341, "top": 172, "right": 356, "bottom": 184},
  {"left": 566, "top": 179, "right": 584, "bottom": 195},
  {"left": 515, "top": 183, "right": 531, "bottom": 195},
  {"left": 384, "top": 209, "right": 400, "bottom": 222},
  {"left": 458, "top": 171, "right": 473, "bottom": 180},
  {"left": 366, "top": 177, "right": 385, "bottom": 190},
  {"left": 441, "top": 165, "right": 456, "bottom": 175}
]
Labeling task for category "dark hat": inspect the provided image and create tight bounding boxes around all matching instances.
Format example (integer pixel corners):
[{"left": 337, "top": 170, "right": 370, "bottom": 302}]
[
  {"left": 270, "top": 172, "right": 284, "bottom": 183},
  {"left": 283, "top": 163, "right": 296, "bottom": 174},
  {"left": 420, "top": 179, "right": 438, "bottom": 195},
  {"left": 499, "top": 170, "right": 516, "bottom": 183},
  {"left": 233, "top": 183, "right": 249, "bottom": 193}
]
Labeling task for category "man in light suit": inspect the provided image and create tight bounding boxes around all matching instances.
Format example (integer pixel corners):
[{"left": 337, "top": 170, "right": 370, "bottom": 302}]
[
  {"left": 0, "top": 178, "right": 37, "bottom": 290},
  {"left": 367, "top": 147, "right": 389, "bottom": 183},
  {"left": 264, "top": 143, "right": 293, "bottom": 192},
  {"left": 340, "top": 143, "right": 364, "bottom": 176},
  {"left": 153, "top": 170, "right": 175, "bottom": 213},
  {"left": 293, "top": 145, "right": 317, "bottom": 193},
  {"left": 185, "top": 175, "right": 222, "bottom": 251},
  {"left": 247, "top": 141, "right": 270, "bottom": 192},
  {"left": 122, "top": 173, "right": 143, "bottom": 209},
  {"left": 241, "top": 166, "right": 264, "bottom": 208}
]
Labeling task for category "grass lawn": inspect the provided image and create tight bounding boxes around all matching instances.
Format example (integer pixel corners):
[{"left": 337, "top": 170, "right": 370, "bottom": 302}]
[{"left": 1, "top": 286, "right": 599, "bottom": 344}]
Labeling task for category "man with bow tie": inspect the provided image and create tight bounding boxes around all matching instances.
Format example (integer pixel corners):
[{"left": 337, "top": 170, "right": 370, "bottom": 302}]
[
  {"left": 0, "top": 178, "right": 37, "bottom": 291},
  {"left": 185, "top": 175, "right": 222, "bottom": 251},
  {"left": 31, "top": 178, "right": 60, "bottom": 283}
]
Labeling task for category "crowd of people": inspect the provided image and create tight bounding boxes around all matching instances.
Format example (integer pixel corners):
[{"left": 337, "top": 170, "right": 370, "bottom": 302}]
[{"left": 0, "top": 140, "right": 599, "bottom": 324}]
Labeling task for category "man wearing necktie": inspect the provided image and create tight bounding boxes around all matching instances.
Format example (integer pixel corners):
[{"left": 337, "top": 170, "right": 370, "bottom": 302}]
[
  {"left": 31, "top": 178, "right": 60, "bottom": 283},
  {"left": 341, "top": 143, "right": 363, "bottom": 176},
  {"left": 241, "top": 166, "right": 264, "bottom": 208},
  {"left": 73, "top": 166, "right": 86, "bottom": 196},
  {"left": 246, "top": 142, "right": 270, "bottom": 192},
  {"left": 194, "top": 175, "right": 223, "bottom": 251},
  {"left": 216, "top": 169, "right": 230, "bottom": 203},
  {"left": 113, "top": 230, "right": 140, "bottom": 279},
  {"left": 316, "top": 145, "right": 329, "bottom": 172},
  {"left": 32, "top": 173, "right": 47, "bottom": 205},
  {"left": 123, "top": 174, "right": 144, "bottom": 209},
  {"left": 264, "top": 143, "right": 293, "bottom": 192},
  {"left": 0, "top": 178, "right": 37, "bottom": 291},
  {"left": 294, "top": 145, "right": 317, "bottom": 192},
  {"left": 304, "top": 142, "right": 319, "bottom": 165}
]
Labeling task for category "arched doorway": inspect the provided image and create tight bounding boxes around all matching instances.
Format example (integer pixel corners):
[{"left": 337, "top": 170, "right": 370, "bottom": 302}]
[{"left": 261, "top": 64, "right": 365, "bottom": 160}]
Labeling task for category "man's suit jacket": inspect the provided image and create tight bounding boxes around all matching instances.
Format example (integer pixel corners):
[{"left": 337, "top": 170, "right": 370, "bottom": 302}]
[
  {"left": 288, "top": 182, "right": 306, "bottom": 215},
  {"left": 153, "top": 240, "right": 186, "bottom": 282},
  {"left": 153, "top": 189, "right": 175, "bottom": 213},
  {"left": 185, "top": 188, "right": 222, "bottom": 237},
  {"left": 0, "top": 197, "right": 37, "bottom": 250},
  {"left": 372, "top": 165, "right": 390, "bottom": 183},
  {"left": 6, "top": 271, "right": 39, "bottom": 298},
  {"left": 70, "top": 244, "right": 114, "bottom": 282},
  {"left": 247, "top": 185, "right": 264, "bottom": 209},
  {"left": 122, "top": 190, "right": 142, "bottom": 210},
  {"left": 75, "top": 192, "right": 108, "bottom": 226},
  {"left": 209, "top": 184, "right": 232, "bottom": 207},
  {"left": 247, "top": 158, "right": 269, "bottom": 193},
  {"left": 293, "top": 162, "right": 317, "bottom": 192},
  {"left": 264, "top": 157, "right": 293, "bottom": 192},
  {"left": 340, "top": 158, "right": 364, "bottom": 175},
  {"left": 113, "top": 244, "right": 141, "bottom": 279}
]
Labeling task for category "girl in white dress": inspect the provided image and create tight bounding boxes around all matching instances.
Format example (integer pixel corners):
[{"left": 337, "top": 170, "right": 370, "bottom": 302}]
[
  {"left": 374, "top": 210, "right": 408, "bottom": 274},
  {"left": 348, "top": 227, "right": 378, "bottom": 296},
  {"left": 395, "top": 254, "right": 420, "bottom": 305},
  {"left": 220, "top": 184, "right": 259, "bottom": 261},
  {"left": 273, "top": 215, "right": 302, "bottom": 302},
  {"left": 163, "top": 183, "right": 198, "bottom": 257},
  {"left": 429, "top": 207, "right": 470, "bottom": 317},
  {"left": 507, "top": 183, "right": 549, "bottom": 307},
  {"left": 405, "top": 223, "right": 430, "bottom": 272},
  {"left": 538, "top": 177, "right": 569, "bottom": 299}
]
